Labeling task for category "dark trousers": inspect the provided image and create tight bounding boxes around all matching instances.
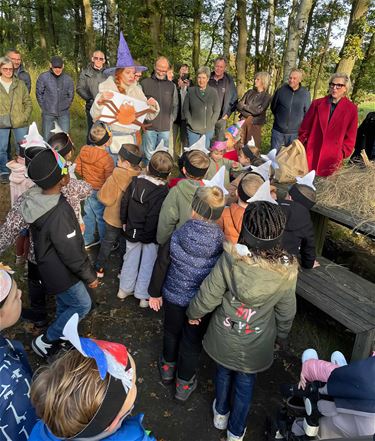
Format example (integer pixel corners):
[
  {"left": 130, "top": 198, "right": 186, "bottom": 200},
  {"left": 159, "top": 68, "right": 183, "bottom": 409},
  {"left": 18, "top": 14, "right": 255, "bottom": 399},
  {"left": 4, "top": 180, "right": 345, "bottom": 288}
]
[
  {"left": 163, "top": 299, "right": 209, "bottom": 381},
  {"left": 241, "top": 116, "right": 263, "bottom": 148},
  {"left": 86, "top": 107, "right": 94, "bottom": 144},
  {"left": 28, "top": 260, "right": 47, "bottom": 317},
  {"left": 214, "top": 118, "right": 227, "bottom": 140},
  {"left": 95, "top": 223, "right": 122, "bottom": 269}
]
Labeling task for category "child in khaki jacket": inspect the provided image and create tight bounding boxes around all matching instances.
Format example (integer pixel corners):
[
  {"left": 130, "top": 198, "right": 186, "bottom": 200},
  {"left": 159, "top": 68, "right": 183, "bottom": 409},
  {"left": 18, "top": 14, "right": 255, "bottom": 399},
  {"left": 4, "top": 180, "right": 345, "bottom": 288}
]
[{"left": 95, "top": 144, "right": 142, "bottom": 277}]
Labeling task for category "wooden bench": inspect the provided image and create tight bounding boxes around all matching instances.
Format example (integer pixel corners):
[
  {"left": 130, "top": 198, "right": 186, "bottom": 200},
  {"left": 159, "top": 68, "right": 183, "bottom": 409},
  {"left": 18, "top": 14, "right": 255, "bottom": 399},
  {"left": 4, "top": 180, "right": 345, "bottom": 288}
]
[{"left": 297, "top": 256, "right": 375, "bottom": 361}]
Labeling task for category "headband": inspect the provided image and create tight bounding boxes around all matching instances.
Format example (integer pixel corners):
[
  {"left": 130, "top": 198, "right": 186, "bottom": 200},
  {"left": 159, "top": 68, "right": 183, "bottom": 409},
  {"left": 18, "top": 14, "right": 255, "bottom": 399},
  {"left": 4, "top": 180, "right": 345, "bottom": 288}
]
[
  {"left": 242, "top": 145, "right": 258, "bottom": 161},
  {"left": 89, "top": 123, "right": 112, "bottom": 146},
  {"left": 119, "top": 146, "right": 142, "bottom": 165},
  {"left": 148, "top": 161, "right": 171, "bottom": 179},
  {"left": 237, "top": 177, "right": 251, "bottom": 203},
  {"left": 184, "top": 154, "right": 209, "bottom": 178},
  {"left": 191, "top": 192, "right": 224, "bottom": 221},
  {"left": 240, "top": 226, "right": 283, "bottom": 250},
  {"left": 289, "top": 185, "right": 316, "bottom": 210}
]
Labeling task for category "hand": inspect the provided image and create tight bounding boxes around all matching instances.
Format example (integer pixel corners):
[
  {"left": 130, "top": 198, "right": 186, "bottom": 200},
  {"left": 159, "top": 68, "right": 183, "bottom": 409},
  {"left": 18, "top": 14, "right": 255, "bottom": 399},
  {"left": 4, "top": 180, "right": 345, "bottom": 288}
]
[
  {"left": 232, "top": 161, "right": 240, "bottom": 168},
  {"left": 177, "top": 78, "right": 185, "bottom": 88},
  {"left": 122, "top": 224, "right": 126, "bottom": 232},
  {"left": 298, "top": 373, "right": 307, "bottom": 390},
  {"left": 188, "top": 318, "right": 201, "bottom": 326},
  {"left": 98, "top": 91, "right": 114, "bottom": 104},
  {"left": 222, "top": 115, "right": 228, "bottom": 120},
  {"left": 147, "top": 97, "right": 157, "bottom": 107},
  {"left": 149, "top": 297, "right": 163, "bottom": 311},
  {"left": 313, "top": 260, "right": 320, "bottom": 268},
  {"left": 88, "top": 279, "right": 99, "bottom": 289}
]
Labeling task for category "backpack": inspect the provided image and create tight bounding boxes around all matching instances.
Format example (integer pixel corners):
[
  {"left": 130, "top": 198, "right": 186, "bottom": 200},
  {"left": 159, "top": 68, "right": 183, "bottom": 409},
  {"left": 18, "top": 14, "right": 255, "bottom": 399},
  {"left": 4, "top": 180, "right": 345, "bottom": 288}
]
[{"left": 274, "top": 139, "right": 309, "bottom": 183}]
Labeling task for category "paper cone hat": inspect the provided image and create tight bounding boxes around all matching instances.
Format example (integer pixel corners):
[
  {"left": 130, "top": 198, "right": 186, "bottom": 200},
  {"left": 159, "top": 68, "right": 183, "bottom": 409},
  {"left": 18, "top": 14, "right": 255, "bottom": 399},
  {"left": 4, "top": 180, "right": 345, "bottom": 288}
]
[
  {"left": 296, "top": 170, "right": 316, "bottom": 190},
  {"left": 261, "top": 148, "right": 279, "bottom": 169},
  {"left": 247, "top": 180, "right": 277, "bottom": 205},
  {"left": 203, "top": 165, "right": 228, "bottom": 195},
  {"left": 184, "top": 135, "right": 210, "bottom": 155}
]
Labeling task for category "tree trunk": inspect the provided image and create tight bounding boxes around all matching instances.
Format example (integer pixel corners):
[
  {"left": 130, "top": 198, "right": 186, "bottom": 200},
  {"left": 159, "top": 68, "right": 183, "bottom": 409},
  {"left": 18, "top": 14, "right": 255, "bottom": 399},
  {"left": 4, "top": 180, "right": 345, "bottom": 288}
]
[
  {"left": 254, "top": 0, "right": 261, "bottom": 72},
  {"left": 105, "top": 0, "right": 117, "bottom": 66},
  {"left": 25, "top": 0, "right": 34, "bottom": 51},
  {"left": 236, "top": 0, "right": 248, "bottom": 98},
  {"left": 192, "top": 0, "right": 202, "bottom": 73},
  {"left": 265, "top": 0, "right": 276, "bottom": 75},
  {"left": 73, "top": 0, "right": 82, "bottom": 73},
  {"left": 36, "top": 0, "right": 48, "bottom": 55},
  {"left": 283, "top": 0, "right": 313, "bottom": 82},
  {"left": 336, "top": 0, "right": 371, "bottom": 75},
  {"left": 313, "top": 17, "right": 333, "bottom": 99},
  {"left": 82, "top": 0, "right": 96, "bottom": 59},
  {"left": 299, "top": 0, "right": 317, "bottom": 66},
  {"left": 246, "top": 2, "right": 255, "bottom": 58},
  {"left": 351, "top": 31, "right": 375, "bottom": 102},
  {"left": 223, "top": 0, "right": 234, "bottom": 60},
  {"left": 46, "top": 0, "right": 58, "bottom": 49},
  {"left": 146, "top": 0, "right": 162, "bottom": 57}
]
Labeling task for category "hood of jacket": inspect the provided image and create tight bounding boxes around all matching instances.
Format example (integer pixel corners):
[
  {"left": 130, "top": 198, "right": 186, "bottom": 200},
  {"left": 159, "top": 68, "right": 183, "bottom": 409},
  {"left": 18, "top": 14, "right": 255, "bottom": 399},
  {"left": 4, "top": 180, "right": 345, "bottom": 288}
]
[
  {"left": 112, "top": 166, "right": 141, "bottom": 192},
  {"left": 20, "top": 186, "right": 60, "bottom": 224},
  {"left": 222, "top": 242, "right": 299, "bottom": 306},
  {"left": 132, "top": 175, "right": 165, "bottom": 204},
  {"left": 79, "top": 145, "right": 110, "bottom": 166},
  {"left": 175, "top": 178, "right": 202, "bottom": 205}
]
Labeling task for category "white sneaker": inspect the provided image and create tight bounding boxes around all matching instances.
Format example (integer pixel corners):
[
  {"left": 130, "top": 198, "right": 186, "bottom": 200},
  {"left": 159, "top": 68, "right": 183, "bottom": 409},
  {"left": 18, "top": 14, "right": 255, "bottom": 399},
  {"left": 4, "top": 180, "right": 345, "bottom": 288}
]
[
  {"left": 213, "top": 399, "right": 230, "bottom": 430},
  {"left": 139, "top": 299, "right": 149, "bottom": 308},
  {"left": 331, "top": 350, "right": 347, "bottom": 366},
  {"left": 227, "top": 429, "right": 246, "bottom": 441},
  {"left": 302, "top": 348, "right": 319, "bottom": 363},
  {"left": 117, "top": 289, "right": 134, "bottom": 301}
]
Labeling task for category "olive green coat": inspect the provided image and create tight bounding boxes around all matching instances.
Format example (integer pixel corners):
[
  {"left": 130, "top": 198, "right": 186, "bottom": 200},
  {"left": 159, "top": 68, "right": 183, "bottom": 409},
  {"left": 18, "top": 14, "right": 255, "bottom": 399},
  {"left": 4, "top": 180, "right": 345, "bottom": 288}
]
[
  {"left": 0, "top": 78, "right": 32, "bottom": 128},
  {"left": 187, "top": 243, "right": 298, "bottom": 373}
]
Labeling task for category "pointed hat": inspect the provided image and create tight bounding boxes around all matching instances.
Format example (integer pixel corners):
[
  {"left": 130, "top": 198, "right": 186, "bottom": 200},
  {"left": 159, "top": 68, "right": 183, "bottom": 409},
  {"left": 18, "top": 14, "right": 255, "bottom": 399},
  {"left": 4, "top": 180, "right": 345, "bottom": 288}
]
[
  {"left": 203, "top": 165, "right": 228, "bottom": 195},
  {"left": 184, "top": 135, "right": 210, "bottom": 155},
  {"left": 247, "top": 180, "right": 277, "bottom": 205}
]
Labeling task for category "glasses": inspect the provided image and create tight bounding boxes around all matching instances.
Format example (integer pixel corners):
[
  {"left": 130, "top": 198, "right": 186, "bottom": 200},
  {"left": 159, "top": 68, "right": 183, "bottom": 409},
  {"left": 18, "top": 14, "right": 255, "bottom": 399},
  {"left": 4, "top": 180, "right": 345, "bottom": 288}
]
[
  {"left": 93, "top": 57, "right": 105, "bottom": 61},
  {"left": 329, "top": 82, "right": 345, "bottom": 89},
  {"left": 1, "top": 67, "right": 13, "bottom": 71}
]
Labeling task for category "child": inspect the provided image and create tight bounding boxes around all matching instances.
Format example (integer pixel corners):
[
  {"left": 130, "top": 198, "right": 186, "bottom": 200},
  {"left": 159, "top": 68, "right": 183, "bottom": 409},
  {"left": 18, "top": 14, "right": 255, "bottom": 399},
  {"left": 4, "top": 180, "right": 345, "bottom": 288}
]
[
  {"left": 75, "top": 121, "right": 115, "bottom": 249},
  {"left": 205, "top": 139, "right": 238, "bottom": 188},
  {"left": 21, "top": 147, "right": 98, "bottom": 358},
  {"left": 224, "top": 120, "right": 245, "bottom": 161},
  {"left": 95, "top": 143, "right": 142, "bottom": 277},
  {"left": 0, "top": 266, "right": 37, "bottom": 441},
  {"left": 187, "top": 181, "right": 298, "bottom": 441},
  {"left": 150, "top": 186, "right": 225, "bottom": 401},
  {"left": 29, "top": 314, "right": 156, "bottom": 441},
  {"left": 279, "top": 171, "right": 317, "bottom": 269},
  {"left": 118, "top": 149, "right": 173, "bottom": 306},
  {"left": 217, "top": 173, "right": 264, "bottom": 243}
]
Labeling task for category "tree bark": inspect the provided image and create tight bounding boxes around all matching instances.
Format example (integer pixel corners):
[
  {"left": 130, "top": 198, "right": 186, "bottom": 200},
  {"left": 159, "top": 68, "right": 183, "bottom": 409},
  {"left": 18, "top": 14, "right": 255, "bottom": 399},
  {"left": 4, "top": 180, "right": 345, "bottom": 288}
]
[
  {"left": 192, "top": 0, "right": 202, "bottom": 73},
  {"left": 246, "top": 1, "right": 255, "bottom": 58},
  {"left": 46, "top": 0, "right": 58, "bottom": 49},
  {"left": 223, "top": 0, "right": 234, "bottom": 60},
  {"left": 105, "top": 0, "right": 118, "bottom": 66},
  {"left": 265, "top": 0, "right": 276, "bottom": 75},
  {"left": 236, "top": 0, "right": 248, "bottom": 98},
  {"left": 254, "top": 0, "right": 261, "bottom": 72},
  {"left": 146, "top": 0, "right": 162, "bottom": 58},
  {"left": 299, "top": 0, "right": 317, "bottom": 66},
  {"left": 36, "top": 0, "right": 48, "bottom": 55},
  {"left": 283, "top": 0, "right": 313, "bottom": 82},
  {"left": 351, "top": 31, "right": 375, "bottom": 102},
  {"left": 313, "top": 17, "right": 333, "bottom": 99},
  {"left": 336, "top": 0, "right": 371, "bottom": 75},
  {"left": 82, "top": 0, "right": 96, "bottom": 59}
]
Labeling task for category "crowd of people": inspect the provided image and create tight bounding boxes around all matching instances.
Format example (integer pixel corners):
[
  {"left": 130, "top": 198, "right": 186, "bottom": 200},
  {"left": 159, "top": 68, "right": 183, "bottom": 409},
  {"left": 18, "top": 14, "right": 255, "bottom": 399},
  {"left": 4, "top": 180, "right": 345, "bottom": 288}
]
[{"left": 0, "top": 34, "right": 374, "bottom": 441}]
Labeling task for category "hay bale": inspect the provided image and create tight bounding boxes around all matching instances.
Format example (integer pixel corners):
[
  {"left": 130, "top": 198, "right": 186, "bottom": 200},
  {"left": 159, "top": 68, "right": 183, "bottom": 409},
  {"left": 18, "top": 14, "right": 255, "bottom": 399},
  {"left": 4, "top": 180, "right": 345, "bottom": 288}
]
[{"left": 316, "top": 163, "right": 375, "bottom": 224}]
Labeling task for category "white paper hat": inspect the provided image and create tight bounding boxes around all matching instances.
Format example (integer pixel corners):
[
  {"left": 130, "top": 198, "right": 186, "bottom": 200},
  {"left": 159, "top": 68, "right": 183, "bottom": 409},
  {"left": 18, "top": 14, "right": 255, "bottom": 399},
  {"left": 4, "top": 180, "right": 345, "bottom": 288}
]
[
  {"left": 50, "top": 121, "right": 64, "bottom": 134},
  {"left": 247, "top": 137, "right": 256, "bottom": 147},
  {"left": 296, "top": 170, "right": 316, "bottom": 191},
  {"left": 151, "top": 139, "right": 170, "bottom": 156},
  {"left": 23, "top": 122, "right": 48, "bottom": 149},
  {"left": 247, "top": 180, "right": 277, "bottom": 205},
  {"left": 250, "top": 160, "right": 272, "bottom": 181},
  {"left": 184, "top": 135, "right": 210, "bottom": 155},
  {"left": 203, "top": 165, "right": 228, "bottom": 195},
  {"left": 261, "top": 148, "right": 279, "bottom": 170}
]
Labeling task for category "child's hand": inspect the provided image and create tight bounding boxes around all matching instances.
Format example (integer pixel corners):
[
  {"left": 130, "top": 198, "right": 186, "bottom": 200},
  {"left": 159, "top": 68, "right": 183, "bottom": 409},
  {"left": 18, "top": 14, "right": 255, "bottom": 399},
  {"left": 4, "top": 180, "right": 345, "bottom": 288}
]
[
  {"left": 298, "top": 373, "right": 307, "bottom": 390},
  {"left": 313, "top": 260, "right": 320, "bottom": 268},
  {"left": 122, "top": 224, "right": 126, "bottom": 232},
  {"left": 147, "top": 97, "right": 157, "bottom": 107},
  {"left": 88, "top": 279, "right": 99, "bottom": 289},
  {"left": 149, "top": 297, "right": 163, "bottom": 311},
  {"left": 188, "top": 319, "right": 201, "bottom": 326},
  {"left": 98, "top": 91, "right": 114, "bottom": 104}
]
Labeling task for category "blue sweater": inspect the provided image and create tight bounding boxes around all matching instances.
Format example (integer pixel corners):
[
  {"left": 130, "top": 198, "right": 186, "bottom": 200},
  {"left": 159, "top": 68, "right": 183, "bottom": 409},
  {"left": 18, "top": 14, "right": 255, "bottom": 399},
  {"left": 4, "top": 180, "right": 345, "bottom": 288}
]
[{"left": 163, "top": 219, "right": 224, "bottom": 307}]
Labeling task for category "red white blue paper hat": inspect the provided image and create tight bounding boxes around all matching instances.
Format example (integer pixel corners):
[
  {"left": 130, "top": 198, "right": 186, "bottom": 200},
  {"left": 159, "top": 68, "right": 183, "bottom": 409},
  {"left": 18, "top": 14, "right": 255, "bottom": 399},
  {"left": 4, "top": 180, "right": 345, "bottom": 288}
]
[{"left": 226, "top": 120, "right": 245, "bottom": 141}]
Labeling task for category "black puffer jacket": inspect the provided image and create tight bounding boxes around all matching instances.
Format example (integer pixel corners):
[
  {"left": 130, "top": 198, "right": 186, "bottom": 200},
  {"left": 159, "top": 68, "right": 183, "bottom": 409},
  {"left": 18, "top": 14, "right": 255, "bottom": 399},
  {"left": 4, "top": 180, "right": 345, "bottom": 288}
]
[
  {"left": 76, "top": 64, "right": 107, "bottom": 110},
  {"left": 279, "top": 199, "right": 316, "bottom": 269},
  {"left": 121, "top": 176, "right": 169, "bottom": 243},
  {"left": 28, "top": 195, "right": 96, "bottom": 294}
]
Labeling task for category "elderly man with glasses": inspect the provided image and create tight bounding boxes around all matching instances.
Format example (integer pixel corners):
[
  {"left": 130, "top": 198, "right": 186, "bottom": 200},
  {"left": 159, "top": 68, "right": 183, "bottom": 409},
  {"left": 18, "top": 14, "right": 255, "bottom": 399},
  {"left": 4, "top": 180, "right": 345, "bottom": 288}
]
[
  {"left": 77, "top": 50, "right": 107, "bottom": 141},
  {"left": 298, "top": 73, "right": 358, "bottom": 177}
]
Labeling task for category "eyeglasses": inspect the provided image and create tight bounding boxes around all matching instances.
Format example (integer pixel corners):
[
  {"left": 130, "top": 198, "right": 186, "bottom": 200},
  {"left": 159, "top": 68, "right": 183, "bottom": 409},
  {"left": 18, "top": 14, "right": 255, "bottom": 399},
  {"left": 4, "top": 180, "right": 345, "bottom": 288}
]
[
  {"left": 93, "top": 57, "right": 105, "bottom": 61},
  {"left": 329, "top": 82, "right": 345, "bottom": 89},
  {"left": 1, "top": 67, "right": 13, "bottom": 71}
]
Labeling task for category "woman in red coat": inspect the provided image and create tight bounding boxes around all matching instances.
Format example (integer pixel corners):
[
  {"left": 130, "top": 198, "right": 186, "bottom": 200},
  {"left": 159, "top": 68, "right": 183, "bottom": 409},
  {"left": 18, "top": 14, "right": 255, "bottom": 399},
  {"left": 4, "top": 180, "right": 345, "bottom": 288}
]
[{"left": 298, "top": 73, "right": 358, "bottom": 177}]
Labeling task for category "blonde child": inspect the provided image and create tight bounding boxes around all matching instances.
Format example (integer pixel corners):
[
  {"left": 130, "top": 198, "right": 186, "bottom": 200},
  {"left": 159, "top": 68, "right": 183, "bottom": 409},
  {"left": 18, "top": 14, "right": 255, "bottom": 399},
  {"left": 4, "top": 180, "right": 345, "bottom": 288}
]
[
  {"left": 118, "top": 151, "right": 173, "bottom": 306},
  {"left": 150, "top": 186, "right": 225, "bottom": 402},
  {"left": 95, "top": 143, "right": 142, "bottom": 277}
]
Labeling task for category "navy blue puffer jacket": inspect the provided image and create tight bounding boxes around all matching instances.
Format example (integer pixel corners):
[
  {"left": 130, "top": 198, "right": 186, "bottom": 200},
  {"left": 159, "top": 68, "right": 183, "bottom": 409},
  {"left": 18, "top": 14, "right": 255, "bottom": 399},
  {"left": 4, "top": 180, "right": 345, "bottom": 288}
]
[{"left": 163, "top": 219, "right": 224, "bottom": 307}]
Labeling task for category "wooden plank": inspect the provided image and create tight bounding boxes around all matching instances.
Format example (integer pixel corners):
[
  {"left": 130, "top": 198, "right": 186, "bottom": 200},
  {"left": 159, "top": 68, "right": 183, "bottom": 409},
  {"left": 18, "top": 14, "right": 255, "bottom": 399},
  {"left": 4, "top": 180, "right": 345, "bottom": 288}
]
[
  {"left": 351, "top": 329, "right": 375, "bottom": 361},
  {"left": 311, "top": 211, "right": 328, "bottom": 256}
]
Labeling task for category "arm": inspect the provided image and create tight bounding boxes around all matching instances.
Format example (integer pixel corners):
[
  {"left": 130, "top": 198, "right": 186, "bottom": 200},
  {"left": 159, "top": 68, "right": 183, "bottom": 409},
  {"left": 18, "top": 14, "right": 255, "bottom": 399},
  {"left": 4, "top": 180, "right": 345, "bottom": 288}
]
[
  {"left": 0, "top": 195, "right": 29, "bottom": 256},
  {"left": 342, "top": 105, "right": 358, "bottom": 159},
  {"left": 22, "top": 82, "right": 32, "bottom": 122},
  {"left": 67, "top": 76, "right": 74, "bottom": 107},
  {"left": 76, "top": 70, "right": 91, "bottom": 101},
  {"left": 270, "top": 89, "right": 279, "bottom": 114},
  {"left": 63, "top": 177, "right": 92, "bottom": 201},
  {"left": 183, "top": 89, "right": 192, "bottom": 125},
  {"left": 97, "top": 176, "right": 117, "bottom": 207},
  {"left": 156, "top": 188, "right": 180, "bottom": 245},
  {"left": 304, "top": 89, "right": 311, "bottom": 115},
  {"left": 23, "top": 71, "right": 31, "bottom": 93},
  {"left": 225, "top": 77, "right": 238, "bottom": 118},
  {"left": 74, "top": 154, "right": 83, "bottom": 177},
  {"left": 187, "top": 255, "right": 227, "bottom": 319},
  {"left": 171, "top": 83, "right": 179, "bottom": 123},
  {"left": 274, "top": 283, "right": 297, "bottom": 340},
  {"left": 103, "top": 155, "right": 115, "bottom": 181},
  {"left": 35, "top": 74, "right": 45, "bottom": 108},
  {"left": 298, "top": 100, "right": 316, "bottom": 145},
  {"left": 212, "top": 89, "right": 221, "bottom": 125},
  {"left": 300, "top": 220, "right": 316, "bottom": 269},
  {"left": 120, "top": 183, "right": 132, "bottom": 225},
  {"left": 148, "top": 239, "right": 171, "bottom": 298}
]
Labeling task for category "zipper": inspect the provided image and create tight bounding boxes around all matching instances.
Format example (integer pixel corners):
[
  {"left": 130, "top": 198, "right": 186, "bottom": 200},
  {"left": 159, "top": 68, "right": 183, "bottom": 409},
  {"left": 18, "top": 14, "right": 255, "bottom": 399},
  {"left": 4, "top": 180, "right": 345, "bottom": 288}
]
[{"left": 204, "top": 105, "right": 207, "bottom": 130}]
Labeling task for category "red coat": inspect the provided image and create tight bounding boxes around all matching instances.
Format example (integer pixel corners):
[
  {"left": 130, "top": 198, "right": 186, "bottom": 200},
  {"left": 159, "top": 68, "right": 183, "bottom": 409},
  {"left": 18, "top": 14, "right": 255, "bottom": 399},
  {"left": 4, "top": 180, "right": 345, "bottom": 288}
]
[{"left": 298, "top": 96, "right": 358, "bottom": 176}]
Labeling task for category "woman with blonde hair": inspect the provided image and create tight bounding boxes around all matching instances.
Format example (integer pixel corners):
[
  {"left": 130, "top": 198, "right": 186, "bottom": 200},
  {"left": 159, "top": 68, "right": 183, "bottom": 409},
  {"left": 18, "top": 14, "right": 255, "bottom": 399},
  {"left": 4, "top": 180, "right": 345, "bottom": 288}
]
[{"left": 237, "top": 71, "right": 272, "bottom": 147}]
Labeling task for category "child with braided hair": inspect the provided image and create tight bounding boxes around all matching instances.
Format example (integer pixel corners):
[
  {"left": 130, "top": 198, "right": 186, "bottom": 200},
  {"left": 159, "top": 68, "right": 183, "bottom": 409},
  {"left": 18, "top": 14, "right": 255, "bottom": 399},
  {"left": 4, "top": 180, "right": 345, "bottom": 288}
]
[{"left": 187, "top": 181, "right": 299, "bottom": 441}]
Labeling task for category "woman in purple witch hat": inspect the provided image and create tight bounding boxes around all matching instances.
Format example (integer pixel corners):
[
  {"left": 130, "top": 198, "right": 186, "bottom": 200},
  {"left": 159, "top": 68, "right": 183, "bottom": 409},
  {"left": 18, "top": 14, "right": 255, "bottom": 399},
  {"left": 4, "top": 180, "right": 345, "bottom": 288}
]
[{"left": 91, "top": 33, "right": 160, "bottom": 160}]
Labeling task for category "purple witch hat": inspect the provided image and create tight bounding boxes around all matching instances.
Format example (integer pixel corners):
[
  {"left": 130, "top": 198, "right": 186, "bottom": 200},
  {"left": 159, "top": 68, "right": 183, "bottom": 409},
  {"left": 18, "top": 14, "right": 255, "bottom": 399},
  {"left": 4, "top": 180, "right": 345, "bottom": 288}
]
[{"left": 104, "top": 32, "right": 147, "bottom": 75}]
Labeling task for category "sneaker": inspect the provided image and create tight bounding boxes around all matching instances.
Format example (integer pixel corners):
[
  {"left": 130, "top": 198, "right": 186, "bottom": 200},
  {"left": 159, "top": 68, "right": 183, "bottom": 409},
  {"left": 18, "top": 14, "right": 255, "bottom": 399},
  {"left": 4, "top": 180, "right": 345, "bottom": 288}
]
[
  {"left": 32, "top": 334, "right": 60, "bottom": 359},
  {"left": 139, "top": 299, "right": 149, "bottom": 308},
  {"left": 331, "top": 350, "right": 347, "bottom": 366},
  {"left": 175, "top": 375, "right": 197, "bottom": 402},
  {"left": 96, "top": 268, "right": 105, "bottom": 278},
  {"left": 213, "top": 399, "right": 230, "bottom": 430},
  {"left": 21, "top": 308, "right": 48, "bottom": 328},
  {"left": 158, "top": 355, "right": 176, "bottom": 384},
  {"left": 117, "top": 289, "right": 134, "bottom": 301},
  {"left": 85, "top": 240, "right": 100, "bottom": 250},
  {"left": 227, "top": 429, "right": 246, "bottom": 441}
]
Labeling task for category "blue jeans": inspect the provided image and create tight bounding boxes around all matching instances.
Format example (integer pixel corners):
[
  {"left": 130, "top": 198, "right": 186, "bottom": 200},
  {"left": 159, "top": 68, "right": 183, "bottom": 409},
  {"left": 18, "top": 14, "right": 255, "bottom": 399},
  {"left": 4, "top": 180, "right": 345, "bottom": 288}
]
[
  {"left": 47, "top": 281, "right": 92, "bottom": 341},
  {"left": 0, "top": 127, "right": 28, "bottom": 174},
  {"left": 215, "top": 364, "right": 256, "bottom": 437},
  {"left": 270, "top": 129, "right": 298, "bottom": 152},
  {"left": 83, "top": 190, "right": 106, "bottom": 245},
  {"left": 142, "top": 130, "right": 170, "bottom": 163},
  {"left": 187, "top": 129, "right": 214, "bottom": 150},
  {"left": 42, "top": 113, "right": 70, "bottom": 140}
]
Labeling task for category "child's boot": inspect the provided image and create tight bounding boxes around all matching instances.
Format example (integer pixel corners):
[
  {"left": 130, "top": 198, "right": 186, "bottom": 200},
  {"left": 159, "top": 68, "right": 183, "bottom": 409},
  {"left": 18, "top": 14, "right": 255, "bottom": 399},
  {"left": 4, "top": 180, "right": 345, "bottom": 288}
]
[
  {"left": 32, "top": 333, "right": 61, "bottom": 359},
  {"left": 213, "top": 399, "right": 230, "bottom": 430},
  {"left": 158, "top": 355, "right": 176, "bottom": 384},
  {"left": 227, "top": 429, "right": 246, "bottom": 441},
  {"left": 175, "top": 375, "right": 197, "bottom": 402}
]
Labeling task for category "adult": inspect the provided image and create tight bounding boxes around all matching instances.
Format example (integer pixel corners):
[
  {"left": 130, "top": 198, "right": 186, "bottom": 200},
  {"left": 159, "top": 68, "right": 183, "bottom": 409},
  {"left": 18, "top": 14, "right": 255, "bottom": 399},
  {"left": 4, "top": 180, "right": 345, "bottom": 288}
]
[
  {"left": 208, "top": 57, "right": 238, "bottom": 140},
  {"left": 237, "top": 71, "right": 272, "bottom": 147},
  {"left": 271, "top": 69, "right": 311, "bottom": 151},
  {"left": 0, "top": 56, "right": 31, "bottom": 184},
  {"left": 352, "top": 112, "right": 375, "bottom": 162},
  {"left": 298, "top": 73, "right": 358, "bottom": 177},
  {"left": 6, "top": 49, "right": 31, "bottom": 93},
  {"left": 91, "top": 32, "right": 159, "bottom": 160},
  {"left": 141, "top": 56, "right": 178, "bottom": 161},
  {"left": 173, "top": 64, "right": 192, "bottom": 150},
  {"left": 77, "top": 50, "right": 107, "bottom": 141},
  {"left": 36, "top": 56, "right": 74, "bottom": 139},
  {"left": 183, "top": 66, "right": 220, "bottom": 149}
]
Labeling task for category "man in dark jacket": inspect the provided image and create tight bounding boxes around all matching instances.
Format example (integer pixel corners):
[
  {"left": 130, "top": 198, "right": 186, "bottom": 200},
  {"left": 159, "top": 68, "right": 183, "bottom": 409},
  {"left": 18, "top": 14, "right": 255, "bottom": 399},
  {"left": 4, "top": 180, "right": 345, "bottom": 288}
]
[
  {"left": 77, "top": 50, "right": 107, "bottom": 141},
  {"left": 271, "top": 69, "right": 311, "bottom": 151},
  {"left": 208, "top": 57, "right": 238, "bottom": 139},
  {"left": 6, "top": 49, "right": 31, "bottom": 93},
  {"left": 20, "top": 148, "right": 97, "bottom": 359},
  {"left": 173, "top": 64, "right": 193, "bottom": 152},
  {"left": 36, "top": 56, "right": 74, "bottom": 139},
  {"left": 141, "top": 56, "right": 178, "bottom": 162}
]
